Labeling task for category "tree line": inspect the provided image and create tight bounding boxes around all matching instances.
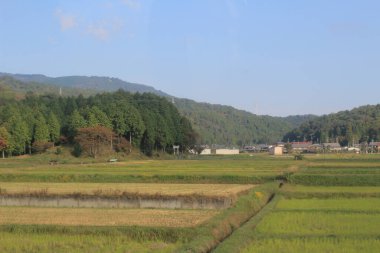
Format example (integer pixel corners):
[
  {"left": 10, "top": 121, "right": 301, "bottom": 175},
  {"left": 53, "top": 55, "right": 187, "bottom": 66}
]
[
  {"left": 0, "top": 90, "right": 197, "bottom": 157},
  {"left": 283, "top": 104, "right": 380, "bottom": 146}
]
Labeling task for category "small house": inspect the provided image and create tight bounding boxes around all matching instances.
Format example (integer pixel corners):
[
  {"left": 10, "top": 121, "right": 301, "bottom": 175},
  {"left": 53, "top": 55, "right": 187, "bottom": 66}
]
[
  {"left": 269, "top": 146, "right": 283, "bottom": 156},
  {"left": 369, "top": 142, "right": 380, "bottom": 153},
  {"left": 214, "top": 149, "right": 239, "bottom": 155},
  {"left": 200, "top": 148, "right": 212, "bottom": 155},
  {"left": 323, "top": 143, "right": 341, "bottom": 152},
  {"left": 291, "top": 142, "right": 312, "bottom": 153}
]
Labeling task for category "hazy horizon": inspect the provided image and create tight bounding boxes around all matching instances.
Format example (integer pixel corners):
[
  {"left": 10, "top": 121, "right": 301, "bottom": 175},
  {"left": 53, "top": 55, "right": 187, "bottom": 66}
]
[{"left": 1, "top": 0, "right": 379, "bottom": 116}]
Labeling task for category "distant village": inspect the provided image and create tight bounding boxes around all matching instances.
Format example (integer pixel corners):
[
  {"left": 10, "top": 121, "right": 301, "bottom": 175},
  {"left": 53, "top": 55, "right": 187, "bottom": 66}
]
[{"left": 193, "top": 141, "right": 380, "bottom": 156}]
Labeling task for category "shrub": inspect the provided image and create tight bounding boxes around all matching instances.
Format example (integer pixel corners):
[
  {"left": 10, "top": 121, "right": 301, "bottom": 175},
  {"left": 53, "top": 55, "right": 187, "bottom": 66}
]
[
  {"left": 294, "top": 154, "right": 304, "bottom": 160},
  {"left": 55, "top": 147, "right": 62, "bottom": 155},
  {"left": 72, "top": 143, "right": 82, "bottom": 157},
  {"left": 32, "top": 141, "right": 54, "bottom": 154}
]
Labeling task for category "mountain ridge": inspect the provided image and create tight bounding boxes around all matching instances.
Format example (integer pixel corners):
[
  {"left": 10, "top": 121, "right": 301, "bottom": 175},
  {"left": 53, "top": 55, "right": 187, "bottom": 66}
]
[{"left": 0, "top": 72, "right": 169, "bottom": 97}]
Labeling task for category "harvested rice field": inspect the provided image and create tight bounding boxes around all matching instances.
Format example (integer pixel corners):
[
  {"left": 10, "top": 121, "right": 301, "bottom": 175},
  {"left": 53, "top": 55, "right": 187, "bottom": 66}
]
[
  {"left": 0, "top": 207, "right": 218, "bottom": 227},
  {"left": 0, "top": 182, "right": 254, "bottom": 197}
]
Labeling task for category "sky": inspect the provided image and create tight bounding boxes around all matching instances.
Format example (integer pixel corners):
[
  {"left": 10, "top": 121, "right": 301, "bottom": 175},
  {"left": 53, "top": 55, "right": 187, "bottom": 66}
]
[{"left": 1, "top": 0, "right": 380, "bottom": 116}]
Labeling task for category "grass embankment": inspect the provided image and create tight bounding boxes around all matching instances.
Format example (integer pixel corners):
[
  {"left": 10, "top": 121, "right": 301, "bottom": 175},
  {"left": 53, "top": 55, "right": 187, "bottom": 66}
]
[{"left": 175, "top": 183, "right": 278, "bottom": 253}]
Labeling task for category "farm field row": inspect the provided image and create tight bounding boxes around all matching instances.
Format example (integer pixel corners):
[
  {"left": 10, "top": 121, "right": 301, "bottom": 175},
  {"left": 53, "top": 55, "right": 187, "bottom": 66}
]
[
  {"left": 0, "top": 156, "right": 300, "bottom": 184},
  {"left": 282, "top": 185, "right": 380, "bottom": 194},
  {"left": 276, "top": 198, "right": 380, "bottom": 211},
  {"left": 293, "top": 157, "right": 380, "bottom": 187},
  {"left": 0, "top": 207, "right": 218, "bottom": 227},
  {"left": 242, "top": 238, "right": 380, "bottom": 253},
  {"left": 240, "top": 196, "right": 380, "bottom": 253},
  {"left": 0, "top": 182, "right": 254, "bottom": 197},
  {"left": 256, "top": 211, "right": 380, "bottom": 236},
  {"left": 0, "top": 156, "right": 297, "bottom": 172},
  {"left": 288, "top": 173, "right": 380, "bottom": 186},
  {"left": 281, "top": 185, "right": 380, "bottom": 198},
  {"left": 301, "top": 168, "right": 380, "bottom": 174},
  {"left": 0, "top": 232, "right": 180, "bottom": 253}
]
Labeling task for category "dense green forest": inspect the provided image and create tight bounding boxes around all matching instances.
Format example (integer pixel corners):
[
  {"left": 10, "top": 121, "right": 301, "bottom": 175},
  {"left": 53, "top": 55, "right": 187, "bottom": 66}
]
[
  {"left": 175, "top": 98, "right": 316, "bottom": 145},
  {"left": 0, "top": 90, "right": 196, "bottom": 157},
  {"left": 284, "top": 105, "right": 380, "bottom": 146},
  {"left": 0, "top": 75, "right": 315, "bottom": 146}
]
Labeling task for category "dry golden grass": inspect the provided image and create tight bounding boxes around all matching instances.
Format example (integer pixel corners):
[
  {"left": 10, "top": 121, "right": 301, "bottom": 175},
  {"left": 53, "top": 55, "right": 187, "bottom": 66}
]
[
  {"left": 0, "top": 182, "right": 254, "bottom": 197},
  {"left": 0, "top": 207, "right": 218, "bottom": 227}
]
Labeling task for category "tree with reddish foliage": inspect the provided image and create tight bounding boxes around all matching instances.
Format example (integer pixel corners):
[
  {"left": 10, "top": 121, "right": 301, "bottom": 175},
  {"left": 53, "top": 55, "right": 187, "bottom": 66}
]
[
  {"left": 74, "top": 126, "right": 115, "bottom": 158},
  {"left": 114, "top": 136, "right": 132, "bottom": 154},
  {"left": 0, "top": 127, "right": 10, "bottom": 159}
]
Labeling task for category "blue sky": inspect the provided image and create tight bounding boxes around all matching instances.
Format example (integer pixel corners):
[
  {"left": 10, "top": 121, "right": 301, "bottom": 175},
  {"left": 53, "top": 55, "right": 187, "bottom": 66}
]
[{"left": 1, "top": 0, "right": 379, "bottom": 116}]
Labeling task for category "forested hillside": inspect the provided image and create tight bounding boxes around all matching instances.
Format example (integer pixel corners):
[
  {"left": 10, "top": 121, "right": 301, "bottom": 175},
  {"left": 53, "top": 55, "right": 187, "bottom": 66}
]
[
  {"left": 174, "top": 98, "right": 315, "bottom": 145},
  {"left": 0, "top": 74, "right": 315, "bottom": 145},
  {"left": 0, "top": 90, "right": 196, "bottom": 157},
  {"left": 175, "top": 99, "right": 283, "bottom": 144},
  {"left": 284, "top": 104, "right": 380, "bottom": 146}
]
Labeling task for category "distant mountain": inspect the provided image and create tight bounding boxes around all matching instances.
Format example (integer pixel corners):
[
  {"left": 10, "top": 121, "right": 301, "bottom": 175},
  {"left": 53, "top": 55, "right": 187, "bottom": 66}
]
[
  {"left": 0, "top": 72, "right": 169, "bottom": 97},
  {"left": 0, "top": 76, "right": 96, "bottom": 99},
  {"left": 0, "top": 73, "right": 315, "bottom": 145},
  {"left": 284, "top": 104, "right": 380, "bottom": 145}
]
